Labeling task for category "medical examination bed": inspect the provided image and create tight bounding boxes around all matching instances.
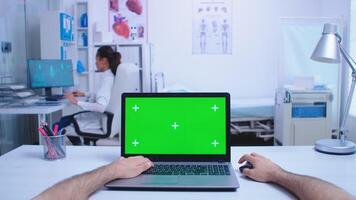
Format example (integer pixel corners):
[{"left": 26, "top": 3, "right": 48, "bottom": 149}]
[
  {"left": 230, "top": 98, "right": 274, "bottom": 142},
  {"left": 158, "top": 81, "right": 275, "bottom": 144}
]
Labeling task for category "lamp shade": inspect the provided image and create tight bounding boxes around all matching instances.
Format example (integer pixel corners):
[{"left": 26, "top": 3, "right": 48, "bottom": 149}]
[{"left": 311, "top": 23, "right": 341, "bottom": 63}]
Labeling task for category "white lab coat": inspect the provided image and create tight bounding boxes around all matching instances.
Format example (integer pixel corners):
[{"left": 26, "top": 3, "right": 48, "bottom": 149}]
[{"left": 73, "top": 69, "right": 114, "bottom": 134}]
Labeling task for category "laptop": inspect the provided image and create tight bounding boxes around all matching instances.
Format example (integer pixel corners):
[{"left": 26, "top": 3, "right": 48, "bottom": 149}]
[{"left": 105, "top": 93, "right": 239, "bottom": 191}]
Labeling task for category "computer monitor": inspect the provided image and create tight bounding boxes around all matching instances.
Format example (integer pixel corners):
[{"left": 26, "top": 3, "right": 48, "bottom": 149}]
[{"left": 28, "top": 59, "right": 74, "bottom": 97}]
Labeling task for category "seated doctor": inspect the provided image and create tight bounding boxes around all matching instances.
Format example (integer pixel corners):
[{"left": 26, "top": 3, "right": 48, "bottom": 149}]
[{"left": 58, "top": 46, "right": 121, "bottom": 145}]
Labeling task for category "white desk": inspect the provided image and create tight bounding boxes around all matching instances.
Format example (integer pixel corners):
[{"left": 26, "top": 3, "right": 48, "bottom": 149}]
[
  {"left": 0, "top": 145, "right": 355, "bottom": 200},
  {"left": 0, "top": 98, "right": 84, "bottom": 145},
  {"left": 0, "top": 98, "right": 68, "bottom": 122},
  {"left": 0, "top": 99, "right": 68, "bottom": 145},
  {"left": 0, "top": 103, "right": 67, "bottom": 115}
]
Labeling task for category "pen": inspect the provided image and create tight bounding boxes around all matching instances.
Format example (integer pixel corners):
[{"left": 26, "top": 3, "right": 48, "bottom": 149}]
[
  {"left": 43, "top": 124, "right": 53, "bottom": 136},
  {"left": 38, "top": 128, "right": 48, "bottom": 138},
  {"left": 53, "top": 124, "right": 59, "bottom": 136}
]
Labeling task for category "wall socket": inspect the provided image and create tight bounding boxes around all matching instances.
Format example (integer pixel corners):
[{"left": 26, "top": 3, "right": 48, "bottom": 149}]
[{"left": 1, "top": 41, "right": 12, "bottom": 53}]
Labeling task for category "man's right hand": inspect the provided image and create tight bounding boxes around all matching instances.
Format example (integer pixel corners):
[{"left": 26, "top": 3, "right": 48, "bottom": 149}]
[
  {"left": 108, "top": 156, "right": 154, "bottom": 179},
  {"left": 238, "top": 153, "right": 283, "bottom": 183}
]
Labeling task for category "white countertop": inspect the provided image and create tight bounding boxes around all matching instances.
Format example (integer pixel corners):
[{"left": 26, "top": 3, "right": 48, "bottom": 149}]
[
  {"left": 0, "top": 97, "right": 88, "bottom": 115},
  {"left": 0, "top": 145, "right": 355, "bottom": 200},
  {"left": 0, "top": 98, "right": 67, "bottom": 115}
]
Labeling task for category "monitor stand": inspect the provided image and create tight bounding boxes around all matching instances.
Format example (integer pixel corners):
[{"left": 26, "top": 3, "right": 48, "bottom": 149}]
[{"left": 44, "top": 88, "right": 64, "bottom": 101}]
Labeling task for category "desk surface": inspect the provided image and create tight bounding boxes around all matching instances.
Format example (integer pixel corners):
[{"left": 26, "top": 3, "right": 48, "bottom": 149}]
[
  {"left": 0, "top": 103, "right": 67, "bottom": 115},
  {"left": 0, "top": 145, "right": 355, "bottom": 200},
  {"left": 0, "top": 98, "right": 68, "bottom": 115}
]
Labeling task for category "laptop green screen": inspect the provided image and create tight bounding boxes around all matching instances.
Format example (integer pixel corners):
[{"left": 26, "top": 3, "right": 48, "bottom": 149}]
[{"left": 124, "top": 97, "right": 226, "bottom": 155}]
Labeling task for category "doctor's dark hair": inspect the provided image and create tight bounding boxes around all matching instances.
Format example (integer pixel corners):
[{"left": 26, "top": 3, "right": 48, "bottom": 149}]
[{"left": 96, "top": 46, "right": 121, "bottom": 75}]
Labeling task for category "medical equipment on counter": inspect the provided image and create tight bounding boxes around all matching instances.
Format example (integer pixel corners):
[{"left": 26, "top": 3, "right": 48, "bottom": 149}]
[
  {"left": 13, "top": 91, "right": 34, "bottom": 98},
  {"left": 0, "top": 84, "right": 34, "bottom": 98},
  {"left": 275, "top": 88, "right": 333, "bottom": 146}
]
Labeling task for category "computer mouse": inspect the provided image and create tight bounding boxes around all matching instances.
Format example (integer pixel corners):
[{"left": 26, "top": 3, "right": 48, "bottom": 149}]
[{"left": 239, "top": 162, "right": 254, "bottom": 173}]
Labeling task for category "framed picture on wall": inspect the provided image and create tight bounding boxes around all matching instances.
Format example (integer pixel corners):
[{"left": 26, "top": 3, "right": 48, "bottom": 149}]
[
  {"left": 192, "top": 0, "right": 232, "bottom": 55},
  {"left": 108, "top": 0, "right": 147, "bottom": 44}
]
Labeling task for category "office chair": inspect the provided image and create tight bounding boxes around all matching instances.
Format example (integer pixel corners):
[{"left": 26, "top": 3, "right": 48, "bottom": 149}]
[{"left": 71, "top": 63, "right": 141, "bottom": 145}]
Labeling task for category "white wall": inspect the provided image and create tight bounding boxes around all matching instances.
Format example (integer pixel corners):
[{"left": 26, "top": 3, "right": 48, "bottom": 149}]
[
  {"left": 346, "top": 0, "right": 356, "bottom": 142},
  {"left": 0, "top": 0, "right": 27, "bottom": 84},
  {"left": 88, "top": 0, "right": 350, "bottom": 99},
  {"left": 0, "top": 0, "right": 48, "bottom": 85},
  {"left": 148, "top": 0, "right": 350, "bottom": 99},
  {"left": 346, "top": 116, "right": 356, "bottom": 143},
  {"left": 26, "top": 0, "right": 49, "bottom": 60}
]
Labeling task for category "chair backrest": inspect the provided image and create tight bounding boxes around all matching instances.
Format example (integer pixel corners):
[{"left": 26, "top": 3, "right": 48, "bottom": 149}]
[{"left": 106, "top": 63, "right": 140, "bottom": 137}]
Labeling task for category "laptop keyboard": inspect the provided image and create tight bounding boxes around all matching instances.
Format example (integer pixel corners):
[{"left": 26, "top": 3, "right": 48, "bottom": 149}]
[{"left": 143, "top": 164, "right": 231, "bottom": 176}]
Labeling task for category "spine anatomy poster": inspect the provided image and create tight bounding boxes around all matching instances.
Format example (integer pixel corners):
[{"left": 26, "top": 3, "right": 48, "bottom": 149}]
[
  {"left": 109, "top": 0, "right": 147, "bottom": 43},
  {"left": 192, "top": 0, "right": 232, "bottom": 55}
]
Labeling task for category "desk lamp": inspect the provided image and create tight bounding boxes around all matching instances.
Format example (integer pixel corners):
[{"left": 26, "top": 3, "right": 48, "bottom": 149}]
[{"left": 311, "top": 23, "right": 356, "bottom": 154}]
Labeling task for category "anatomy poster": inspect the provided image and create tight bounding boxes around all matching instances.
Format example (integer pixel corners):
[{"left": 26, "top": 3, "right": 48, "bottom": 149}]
[
  {"left": 192, "top": 0, "right": 232, "bottom": 55},
  {"left": 109, "top": 0, "right": 147, "bottom": 43}
]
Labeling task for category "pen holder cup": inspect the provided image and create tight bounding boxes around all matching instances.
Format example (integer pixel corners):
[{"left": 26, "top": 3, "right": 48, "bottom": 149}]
[{"left": 41, "top": 134, "right": 66, "bottom": 161}]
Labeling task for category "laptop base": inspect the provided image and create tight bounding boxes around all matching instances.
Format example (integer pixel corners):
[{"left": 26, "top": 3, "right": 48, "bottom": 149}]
[{"left": 105, "top": 162, "right": 239, "bottom": 191}]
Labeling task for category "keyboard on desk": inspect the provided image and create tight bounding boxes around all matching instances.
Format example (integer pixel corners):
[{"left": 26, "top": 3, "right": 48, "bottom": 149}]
[{"left": 143, "top": 164, "right": 231, "bottom": 176}]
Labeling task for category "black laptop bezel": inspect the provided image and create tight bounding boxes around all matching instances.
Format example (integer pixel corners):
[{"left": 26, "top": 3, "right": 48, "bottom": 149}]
[{"left": 121, "top": 92, "right": 231, "bottom": 162}]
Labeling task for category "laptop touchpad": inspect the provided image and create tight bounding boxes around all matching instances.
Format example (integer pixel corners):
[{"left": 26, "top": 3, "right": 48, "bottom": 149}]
[{"left": 142, "top": 176, "right": 179, "bottom": 184}]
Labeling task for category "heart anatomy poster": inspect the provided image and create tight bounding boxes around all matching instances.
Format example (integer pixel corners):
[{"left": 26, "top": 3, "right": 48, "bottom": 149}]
[
  {"left": 192, "top": 0, "right": 232, "bottom": 55},
  {"left": 109, "top": 0, "right": 147, "bottom": 43}
]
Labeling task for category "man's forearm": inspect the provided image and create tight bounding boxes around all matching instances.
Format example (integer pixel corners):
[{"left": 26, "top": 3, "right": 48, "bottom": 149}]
[
  {"left": 272, "top": 170, "right": 355, "bottom": 200},
  {"left": 34, "top": 164, "right": 115, "bottom": 200}
]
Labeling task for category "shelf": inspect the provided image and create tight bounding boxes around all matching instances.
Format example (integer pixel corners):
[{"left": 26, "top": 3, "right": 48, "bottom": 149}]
[
  {"left": 62, "top": 41, "right": 76, "bottom": 45},
  {"left": 77, "top": 46, "right": 88, "bottom": 49},
  {"left": 77, "top": 27, "right": 88, "bottom": 31},
  {"left": 77, "top": 1, "right": 88, "bottom": 5},
  {"left": 78, "top": 72, "right": 89, "bottom": 75},
  {"left": 94, "top": 42, "right": 117, "bottom": 47}
]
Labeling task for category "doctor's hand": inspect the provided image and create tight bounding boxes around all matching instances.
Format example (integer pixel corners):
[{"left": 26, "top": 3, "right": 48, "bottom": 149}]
[
  {"left": 72, "top": 91, "right": 85, "bottom": 97},
  {"left": 65, "top": 93, "right": 78, "bottom": 105},
  {"left": 107, "top": 156, "right": 154, "bottom": 180},
  {"left": 238, "top": 153, "right": 282, "bottom": 183}
]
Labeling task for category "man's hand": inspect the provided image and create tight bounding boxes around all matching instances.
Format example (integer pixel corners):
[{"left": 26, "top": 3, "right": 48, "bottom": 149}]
[
  {"left": 238, "top": 153, "right": 282, "bottom": 182},
  {"left": 65, "top": 93, "right": 78, "bottom": 105},
  {"left": 108, "top": 156, "right": 154, "bottom": 179},
  {"left": 72, "top": 91, "right": 85, "bottom": 97},
  {"left": 34, "top": 156, "right": 154, "bottom": 200}
]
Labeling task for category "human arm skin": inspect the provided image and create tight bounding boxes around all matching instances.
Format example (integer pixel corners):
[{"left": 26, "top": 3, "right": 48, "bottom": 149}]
[
  {"left": 66, "top": 92, "right": 106, "bottom": 113},
  {"left": 238, "top": 153, "right": 355, "bottom": 200},
  {"left": 72, "top": 91, "right": 86, "bottom": 97},
  {"left": 65, "top": 93, "right": 78, "bottom": 105},
  {"left": 33, "top": 156, "right": 153, "bottom": 200}
]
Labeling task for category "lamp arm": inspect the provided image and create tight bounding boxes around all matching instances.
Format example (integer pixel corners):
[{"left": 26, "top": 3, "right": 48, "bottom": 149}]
[
  {"left": 339, "top": 43, "right": 356, "bottom": 72},
  {"left": 338, "top": 43, "right": 356, "bottom": 144},
  {"left": 339, "top": 74, "right": 356, "bottom": 143}
]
